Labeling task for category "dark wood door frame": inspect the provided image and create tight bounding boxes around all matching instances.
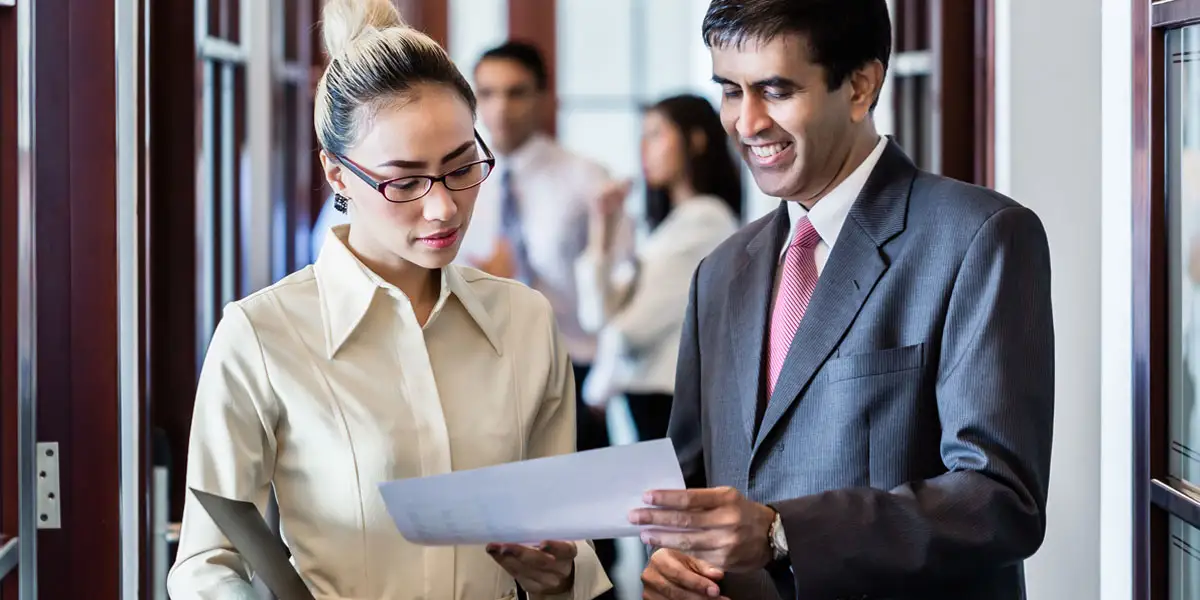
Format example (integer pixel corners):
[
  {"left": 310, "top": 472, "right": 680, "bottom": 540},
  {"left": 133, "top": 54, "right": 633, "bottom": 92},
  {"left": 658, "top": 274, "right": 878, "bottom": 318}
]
[
  {"left": 22, "top": 0, "right": 123, "bottom": 597},
  {"left": 0, "top": 3, "right": 19, "bottom": 596},
  {"left": 1133, "top": 1, "right": 1200, "bottom": 599},
  {"left": 930, "top": 0, "right": 993, "bottom": 187},
  {"left": 395, "top": 0, "right": 449, "bottom": 49},
  {"left": 508, "top": 0, "right": 557, "bottom": 137},
  {"left": 148, "top": 0, "right": 198, "bottom": 524}
]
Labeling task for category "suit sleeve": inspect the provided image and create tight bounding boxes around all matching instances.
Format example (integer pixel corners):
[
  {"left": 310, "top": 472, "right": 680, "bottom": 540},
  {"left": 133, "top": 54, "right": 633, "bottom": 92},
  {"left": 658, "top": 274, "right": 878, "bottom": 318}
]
[
  {"left": 667, "top": 261, "right": 708, "bottom": 490},
  {"left": 774, "top": 206, "right": 1054, "bottom": 596}
]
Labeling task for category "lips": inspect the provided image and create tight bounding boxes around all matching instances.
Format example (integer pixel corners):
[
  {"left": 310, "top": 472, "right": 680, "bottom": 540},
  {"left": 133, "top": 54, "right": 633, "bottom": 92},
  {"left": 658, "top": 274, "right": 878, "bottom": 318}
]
[{"left": 417, "top": 227, "right": 460, "bottom": 249}]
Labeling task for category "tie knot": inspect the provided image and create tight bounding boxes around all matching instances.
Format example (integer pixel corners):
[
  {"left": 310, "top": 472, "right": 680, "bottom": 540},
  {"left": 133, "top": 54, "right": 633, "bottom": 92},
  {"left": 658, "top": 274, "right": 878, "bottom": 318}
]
[{"left": 790, "top": 217, "right": 821, "bottom": 249}]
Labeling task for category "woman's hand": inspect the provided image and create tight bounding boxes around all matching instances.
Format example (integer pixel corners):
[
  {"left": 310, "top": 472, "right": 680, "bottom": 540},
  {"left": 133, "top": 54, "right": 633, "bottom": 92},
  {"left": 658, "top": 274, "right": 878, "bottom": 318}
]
[
  {"left": 587, "top": 179, "right": 632, "bottom": 253},
  {"left": 487, "top": 541, "right": 577, "bottom": 595}
]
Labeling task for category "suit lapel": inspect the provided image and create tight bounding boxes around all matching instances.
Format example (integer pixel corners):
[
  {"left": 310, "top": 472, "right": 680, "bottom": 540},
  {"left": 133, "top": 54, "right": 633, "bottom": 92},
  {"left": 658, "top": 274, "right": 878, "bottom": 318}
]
[
  {"left": 751, "top": 140, "right": 917, "bottom": 456},
  {"left": 729, "top": 204, "right": 790, "bottom": 446}
]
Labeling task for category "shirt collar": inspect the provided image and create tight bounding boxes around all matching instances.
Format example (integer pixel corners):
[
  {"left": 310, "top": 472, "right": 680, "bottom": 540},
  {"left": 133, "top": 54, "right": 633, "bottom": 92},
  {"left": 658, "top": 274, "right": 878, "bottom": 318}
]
[
  {"left": 782, "top": 136, "right": 889, "bottom": 257},
  {"left": 314, "top": 225, "right": 502, "bottom": 359}
]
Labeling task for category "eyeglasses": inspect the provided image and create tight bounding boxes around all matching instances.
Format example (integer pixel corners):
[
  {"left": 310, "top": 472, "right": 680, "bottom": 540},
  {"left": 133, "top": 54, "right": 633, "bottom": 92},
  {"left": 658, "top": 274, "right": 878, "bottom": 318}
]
[{"left": 335, "top": 130, "right": 496, "bottom": 204}]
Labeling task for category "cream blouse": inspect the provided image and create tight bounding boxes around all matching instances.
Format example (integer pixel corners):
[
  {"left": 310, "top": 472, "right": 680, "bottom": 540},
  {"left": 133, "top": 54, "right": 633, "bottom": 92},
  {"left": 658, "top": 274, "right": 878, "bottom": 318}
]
[{"left": 167, "top": 225, "right": 611, "bottom": 600}]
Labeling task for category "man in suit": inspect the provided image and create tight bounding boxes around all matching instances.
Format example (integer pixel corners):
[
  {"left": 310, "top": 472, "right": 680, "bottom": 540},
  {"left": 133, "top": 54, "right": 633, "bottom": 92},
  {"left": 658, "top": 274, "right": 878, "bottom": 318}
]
[{"left": 630, "top": 1, "right": 1054, "bottom": 598}]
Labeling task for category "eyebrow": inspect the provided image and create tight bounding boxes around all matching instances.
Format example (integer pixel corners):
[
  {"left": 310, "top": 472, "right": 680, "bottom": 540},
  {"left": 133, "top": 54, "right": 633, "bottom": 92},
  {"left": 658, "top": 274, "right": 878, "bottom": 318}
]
[
  {"left": 376, "top": 140, "right": 476, "bottom": 169},
  {"left": 711, "top": 75, "right": 801, "bottom": 89}
]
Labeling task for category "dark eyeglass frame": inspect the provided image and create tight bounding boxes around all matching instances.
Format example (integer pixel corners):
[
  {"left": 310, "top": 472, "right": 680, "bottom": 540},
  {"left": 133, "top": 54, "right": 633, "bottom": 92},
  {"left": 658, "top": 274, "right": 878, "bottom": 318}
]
[{"left": 334, "top": 130, "right": 496, "bottom": 204}]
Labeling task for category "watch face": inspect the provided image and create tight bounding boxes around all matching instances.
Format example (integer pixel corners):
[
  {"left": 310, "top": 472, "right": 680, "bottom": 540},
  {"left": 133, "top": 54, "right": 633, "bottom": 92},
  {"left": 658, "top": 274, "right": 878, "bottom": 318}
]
[{"left": 771, "top": 516, "right": 787, "bottom": 556}]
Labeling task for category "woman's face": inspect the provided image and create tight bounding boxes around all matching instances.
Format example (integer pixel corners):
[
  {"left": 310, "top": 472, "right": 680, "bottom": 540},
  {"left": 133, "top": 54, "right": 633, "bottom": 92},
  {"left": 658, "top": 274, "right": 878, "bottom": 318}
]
[
  {"left": 640, "top": 110, "right": 688, "bottom": 189},
  {"left": 325, "top": 84, "right": 484, "bottom": 270}
]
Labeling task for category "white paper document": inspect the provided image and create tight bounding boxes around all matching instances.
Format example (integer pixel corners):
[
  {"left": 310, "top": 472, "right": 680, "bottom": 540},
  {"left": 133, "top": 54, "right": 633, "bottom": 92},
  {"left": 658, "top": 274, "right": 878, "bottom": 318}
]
[{"left": 378, "top": 438, "right": 684, "bottom": 545}]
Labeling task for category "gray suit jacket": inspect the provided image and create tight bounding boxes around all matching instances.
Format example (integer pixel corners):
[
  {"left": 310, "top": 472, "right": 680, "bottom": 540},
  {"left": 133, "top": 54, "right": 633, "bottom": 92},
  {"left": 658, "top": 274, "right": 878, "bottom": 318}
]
[{"left": 669, "top": 141, "right": 1054, "bottom": 599}]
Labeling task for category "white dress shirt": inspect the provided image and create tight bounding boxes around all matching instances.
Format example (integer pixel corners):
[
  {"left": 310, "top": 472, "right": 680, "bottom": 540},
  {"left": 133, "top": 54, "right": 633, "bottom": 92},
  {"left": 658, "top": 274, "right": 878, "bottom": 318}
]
[
  {"left": 459, "top": 133, "right": 630, "bottom": 364},
  {"left": 169, "top": 225, "right": 610, "bottom": 600},
  {"left": 779, "top": 136, "right": 888, "bottom": 275},
  {"left": 574, "top": 196, "right": 739, "bottom": 404}
]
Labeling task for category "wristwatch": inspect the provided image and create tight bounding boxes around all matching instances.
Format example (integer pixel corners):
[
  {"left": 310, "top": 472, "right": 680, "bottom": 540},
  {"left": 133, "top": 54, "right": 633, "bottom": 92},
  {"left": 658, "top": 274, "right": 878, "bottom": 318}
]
[{"left": 768, "top": 510, "right": 788, "bottom": 560}]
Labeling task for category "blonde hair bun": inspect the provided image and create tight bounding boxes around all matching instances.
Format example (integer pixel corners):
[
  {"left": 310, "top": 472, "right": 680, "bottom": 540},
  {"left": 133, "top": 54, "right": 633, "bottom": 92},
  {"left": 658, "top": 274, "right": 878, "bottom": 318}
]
[{"left": 322, "top": 0, "right": 407, "bottom": 59}]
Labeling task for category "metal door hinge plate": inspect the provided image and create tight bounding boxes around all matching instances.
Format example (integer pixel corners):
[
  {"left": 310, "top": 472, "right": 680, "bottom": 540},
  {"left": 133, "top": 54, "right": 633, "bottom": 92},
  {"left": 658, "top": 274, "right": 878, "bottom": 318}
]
[{"left": 36, "top": 442, "right": 61, "bottom": 529}]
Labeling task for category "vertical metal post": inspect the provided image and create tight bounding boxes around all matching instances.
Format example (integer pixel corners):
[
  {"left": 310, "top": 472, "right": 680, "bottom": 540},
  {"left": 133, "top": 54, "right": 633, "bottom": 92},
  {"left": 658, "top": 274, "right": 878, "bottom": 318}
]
[
  {"left": 197, "top": 0, "right": 217, "bottom": 361},
  {"left": 15, "top": 0, "right": 38, "bottom": 595},
  {"left": 115, "top": 0, "right": 143, "bottom": 596},
  {"left": 246, "top": 0, "right": 275, "bottom": 292},
  {"left": 220, "top": 58, "right": 235, "bottom": 305},
  {"left": 151, "top": 467, "right": 169, "bottom": 600}
]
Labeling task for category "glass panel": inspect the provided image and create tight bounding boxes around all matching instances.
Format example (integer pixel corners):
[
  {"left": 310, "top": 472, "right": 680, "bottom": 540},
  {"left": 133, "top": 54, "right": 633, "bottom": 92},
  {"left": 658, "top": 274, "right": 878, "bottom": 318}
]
[
  {"left": 557, "top": 109, "right": 641, "bottom": 181},
  {"left": 1169, "top": 24, "right": 1200, "bottom": 484},
  {"left": 557, "top": 0, "right": 634, "bottom": 97},
  {"left": 449, "top": 0, "right": 507, "bottom": 76},
  {"left": 638, "top": 0, "right": 696, "bottom": 100},
  {"left": 1171, "top": 516, "right": 1200, "bottom": 599}
]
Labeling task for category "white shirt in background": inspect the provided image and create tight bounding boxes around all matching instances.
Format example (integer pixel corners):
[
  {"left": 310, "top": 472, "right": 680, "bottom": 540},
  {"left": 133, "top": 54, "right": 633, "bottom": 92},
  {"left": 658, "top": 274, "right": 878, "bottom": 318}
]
[
  {"left": 460, "top": 133, "right": 631, "bottom": 364},
  {"left": 575, "top": 195, "right": 740, "bottom": 404}
]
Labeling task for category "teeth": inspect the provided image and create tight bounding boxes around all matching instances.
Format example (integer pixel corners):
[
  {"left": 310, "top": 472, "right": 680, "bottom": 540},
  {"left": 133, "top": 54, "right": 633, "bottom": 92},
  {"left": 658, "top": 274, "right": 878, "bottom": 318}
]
[{"left": 750, "top": 143, "right": 788, "bottom": 158}]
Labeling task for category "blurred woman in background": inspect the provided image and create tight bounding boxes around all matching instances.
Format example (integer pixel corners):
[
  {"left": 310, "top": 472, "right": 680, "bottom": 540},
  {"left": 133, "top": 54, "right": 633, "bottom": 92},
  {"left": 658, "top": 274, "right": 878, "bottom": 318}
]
[
  {"left": 576, "top": 94, "right": 742, "bottom": 442},
  {"left": 168, "top": 1, "right": 610, "bottom": 598}
]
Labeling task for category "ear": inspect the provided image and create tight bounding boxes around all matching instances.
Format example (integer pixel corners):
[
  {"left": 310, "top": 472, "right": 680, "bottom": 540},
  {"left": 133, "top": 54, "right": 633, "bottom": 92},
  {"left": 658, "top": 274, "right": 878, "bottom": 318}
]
[
  {"left": 319, "top": 150, "right": 349, "bottom": 195},
  {"left": 848, "top": 59, "right": 886, "bottom": 123}
]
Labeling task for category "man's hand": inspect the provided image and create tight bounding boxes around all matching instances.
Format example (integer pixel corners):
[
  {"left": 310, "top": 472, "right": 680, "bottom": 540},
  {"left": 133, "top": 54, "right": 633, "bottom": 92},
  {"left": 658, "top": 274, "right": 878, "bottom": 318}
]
[
  {"left": 629, "top": 487, "right": 776, "bottom": 572},
  {"left": 642, "top": 549, "right": 727, "bottom": 600},
  {"left": 486, "top": 541, "right": 576, "bottom": 595}
]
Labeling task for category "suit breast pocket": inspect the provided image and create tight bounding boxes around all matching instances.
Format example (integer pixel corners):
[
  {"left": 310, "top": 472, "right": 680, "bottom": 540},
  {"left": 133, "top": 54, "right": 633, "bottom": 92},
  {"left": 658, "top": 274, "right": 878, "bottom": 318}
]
[{"left": 825, "top": 343, "right": 924, "bottom": 383}]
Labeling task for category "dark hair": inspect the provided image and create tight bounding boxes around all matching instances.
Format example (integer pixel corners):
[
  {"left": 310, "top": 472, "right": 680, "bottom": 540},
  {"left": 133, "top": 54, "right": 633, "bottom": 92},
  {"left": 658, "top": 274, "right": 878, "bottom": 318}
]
[
  {"left": 476, "top": 41, "right": 550, "bottom": 91},
  {"left": 702, "top": 0, "right": 891, "bottom": 102},
  {"left": 315, "top": 0, "right": 476, "bottom": 156},
  {"left": 643, "top": 94, "right": 743, "bottom": 230}
]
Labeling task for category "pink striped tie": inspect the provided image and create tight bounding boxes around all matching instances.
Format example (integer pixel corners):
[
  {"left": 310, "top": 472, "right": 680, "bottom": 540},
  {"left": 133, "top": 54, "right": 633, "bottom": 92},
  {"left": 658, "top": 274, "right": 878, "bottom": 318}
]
[{"left": 767, "top": 216, "right": 822, "bottom": 398}]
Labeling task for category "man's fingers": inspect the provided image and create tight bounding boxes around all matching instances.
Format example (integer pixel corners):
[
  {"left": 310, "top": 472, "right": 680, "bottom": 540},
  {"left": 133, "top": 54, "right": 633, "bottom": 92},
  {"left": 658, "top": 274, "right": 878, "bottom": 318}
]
[
  {"left": 641, "top": 487, "right": 736, "bottom": 511},
  {"left": 680, "top": 554, "right": 725, "bottom": 581},
  {"left": 630, "top": 507, "right": 737, "bottom": 529},
  {"left": 642, "top": 550, "right": 723, "bottom": 599},
  {"left": 641, "top": 528, "right": 729, "bottom": 554}
]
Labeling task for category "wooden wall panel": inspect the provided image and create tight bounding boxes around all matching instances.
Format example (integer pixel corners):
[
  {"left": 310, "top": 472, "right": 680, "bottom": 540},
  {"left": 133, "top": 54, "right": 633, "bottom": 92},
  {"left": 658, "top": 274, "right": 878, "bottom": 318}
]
[
  {"left": 508, "top": 0, "right": 557, "bottom": 136},
  {"left": 30, "top": 0, "right": 122, "bottom": 596},
  {"left": 148, "top": 0, "right": 197, "bottom": 521},
  {"left": 394, "top": 0, "right": 449, "bottom": 48},
  {"left": 0, "top": 4, "right": 18, "bottom": 595},
  {"left": 973, "top": 0, "right": 995, "bottom": 188},
  {"left": 932, "top": 0, "right": 978, "bottom": 184}
]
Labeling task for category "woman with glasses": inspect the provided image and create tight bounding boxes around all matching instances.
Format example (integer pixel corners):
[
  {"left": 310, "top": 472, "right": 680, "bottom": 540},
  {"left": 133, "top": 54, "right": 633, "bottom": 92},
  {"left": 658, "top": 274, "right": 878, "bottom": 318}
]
[{"left": 167, "top": 1, "right": 611, "bottom": 598}]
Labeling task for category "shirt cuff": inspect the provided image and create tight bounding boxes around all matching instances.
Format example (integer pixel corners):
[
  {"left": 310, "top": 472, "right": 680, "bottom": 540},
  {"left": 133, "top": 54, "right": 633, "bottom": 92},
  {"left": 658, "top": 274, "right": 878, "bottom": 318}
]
[{"left": 531, "top": 540, "right": 612, "bottom": 600}]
